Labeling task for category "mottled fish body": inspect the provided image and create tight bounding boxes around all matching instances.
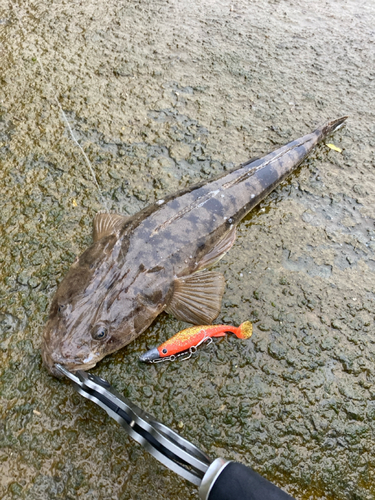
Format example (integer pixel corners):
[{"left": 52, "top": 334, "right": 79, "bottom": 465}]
[
  {"left": 139, "top": 321, "right": 253, "bottom": 363},
  {"left": 42, "top": 117, "right": 347, "bottom": 376}
]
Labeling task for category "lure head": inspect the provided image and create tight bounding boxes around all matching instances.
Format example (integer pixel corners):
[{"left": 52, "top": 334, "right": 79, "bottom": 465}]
[
  {"left": 139, "top": 347, "right": 162, "bottom": 363},
  {"left": 139, "top": 336, "right": 180, "bottom": 363}
]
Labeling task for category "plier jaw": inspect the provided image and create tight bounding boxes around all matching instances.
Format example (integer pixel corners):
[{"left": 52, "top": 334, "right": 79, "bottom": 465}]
[{"left": 56, "top": 364, "right": 212, "bottom": 486}]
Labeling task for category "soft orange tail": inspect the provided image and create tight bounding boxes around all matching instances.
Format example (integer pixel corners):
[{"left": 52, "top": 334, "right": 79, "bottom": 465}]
[{"left": 236, "top": 321, "right": 253, "bottom": 339}]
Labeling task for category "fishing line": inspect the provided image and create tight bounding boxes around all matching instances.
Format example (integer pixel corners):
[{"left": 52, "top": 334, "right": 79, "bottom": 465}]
[{"left": 9, "top": 0, "right": 109, "bottom": 213}]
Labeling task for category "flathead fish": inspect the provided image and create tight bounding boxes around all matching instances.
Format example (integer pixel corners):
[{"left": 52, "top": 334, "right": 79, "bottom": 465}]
[
  {"left": 139, "top": 321, "right": 253, "bottom": 363},
  {"left": 42, "top": 116, "right": 347, "bottom": 376}
]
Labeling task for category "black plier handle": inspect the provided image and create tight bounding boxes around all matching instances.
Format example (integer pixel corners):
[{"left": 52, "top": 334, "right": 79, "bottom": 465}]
[{"left": 57, "top": 365, "right": 295, "bottom": 500}]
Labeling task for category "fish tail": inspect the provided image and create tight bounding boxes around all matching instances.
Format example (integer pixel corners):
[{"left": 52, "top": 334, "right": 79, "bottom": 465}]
[
  {"left": 236, "top": 321, "right": 253, "bottom": 339},
  {"left": 319, "top": 116, "right": 348, "bottom": 138}
]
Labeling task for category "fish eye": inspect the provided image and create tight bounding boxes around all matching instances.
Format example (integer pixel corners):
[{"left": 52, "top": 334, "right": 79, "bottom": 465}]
[
  {"left": 91, "top": 325, "right": 108, "bottom": 341},
  {"left": 58, "top": 304, "right": 66, "bottom": 314},
  {"left": 162, "top": 348, "right": 168, "bottom": 354}
]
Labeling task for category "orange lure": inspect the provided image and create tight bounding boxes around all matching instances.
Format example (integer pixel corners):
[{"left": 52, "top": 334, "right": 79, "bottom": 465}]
[{"left": 139, "top": 321, "right": 252, "bottom": 363}]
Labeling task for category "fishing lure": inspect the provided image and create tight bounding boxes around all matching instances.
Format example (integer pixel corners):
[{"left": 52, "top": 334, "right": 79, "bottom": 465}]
[{"left": 139, "top": 321, "right": 252, "bottom": 363}]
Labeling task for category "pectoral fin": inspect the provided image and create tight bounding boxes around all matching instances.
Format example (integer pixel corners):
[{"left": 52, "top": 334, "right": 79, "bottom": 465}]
[
  {"left": 165, "top": 271, "right": 225, "bottom": 324},
  {"left": 93, "top": 213, "right": 129, "bottom": 241},
  {"left": 197, "top": 227, "right": 237, "bottom": 270}
]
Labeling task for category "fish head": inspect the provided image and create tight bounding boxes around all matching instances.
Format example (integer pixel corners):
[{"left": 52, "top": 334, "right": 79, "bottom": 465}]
[
  {"left": 41, "top": 239, "right": 169, "bottom": 377},
  {"left": 41, "top": 275, "right": 130, "bottom": 377},
  {"left": 41, "top": 298, "right": 129, "bottom": 378}
]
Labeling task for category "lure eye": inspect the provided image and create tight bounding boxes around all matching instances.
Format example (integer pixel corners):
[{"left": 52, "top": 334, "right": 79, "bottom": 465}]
[
  {"left": 162, "top": 348, "right": 168, "bottom": 354},
  {"left": 91, "top": 325, "right": 108, "bottom": 341}
]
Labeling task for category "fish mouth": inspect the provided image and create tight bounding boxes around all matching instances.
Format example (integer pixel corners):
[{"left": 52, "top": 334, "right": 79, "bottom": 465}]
[
  {"left": 139, "top": 347, "right": 160, "bottom": 363},
  {"left": 57, "top": 359, "right": 98, "bottom": 375},
  {"left": 41, "top": 337, "right": 100, "bottom": 377},
  {"left": 43, "top": 354, "right": 99, "bottom": 378}
]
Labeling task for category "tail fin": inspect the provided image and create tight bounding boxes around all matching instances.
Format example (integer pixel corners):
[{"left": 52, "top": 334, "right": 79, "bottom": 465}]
[
  {"left": 321, "top": 116, "right": 348, "bottom": 137},
  {"left": 237, "top": 321, "right": 253, "bottom": 339}
]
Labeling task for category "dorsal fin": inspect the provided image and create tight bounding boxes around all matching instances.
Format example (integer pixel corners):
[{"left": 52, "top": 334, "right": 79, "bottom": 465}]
[{"left": 93, "top": 213, "right": 129, "bottom": 242}]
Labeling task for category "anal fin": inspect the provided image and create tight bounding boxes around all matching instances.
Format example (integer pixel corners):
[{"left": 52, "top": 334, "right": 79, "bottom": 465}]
[
  {"left": 165, "top": 270, "right": 225, "bottom": 325},
  {"left": 93, "top": 213, "right": 129, "bottom": 242}
]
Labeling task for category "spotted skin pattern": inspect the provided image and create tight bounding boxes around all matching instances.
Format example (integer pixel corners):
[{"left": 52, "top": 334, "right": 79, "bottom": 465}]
[{"left": 42, "top": 117, "right": 347, "bottom": 376}]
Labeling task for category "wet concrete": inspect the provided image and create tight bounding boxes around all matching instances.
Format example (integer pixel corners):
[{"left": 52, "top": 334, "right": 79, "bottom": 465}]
[{"left": 0, "top": 0, "right": 375, "bottom": 498}]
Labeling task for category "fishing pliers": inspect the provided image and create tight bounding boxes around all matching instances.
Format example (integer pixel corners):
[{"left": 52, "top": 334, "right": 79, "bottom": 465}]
[{"left": 57, "top": 364, "right": 295, "bottom": 500}]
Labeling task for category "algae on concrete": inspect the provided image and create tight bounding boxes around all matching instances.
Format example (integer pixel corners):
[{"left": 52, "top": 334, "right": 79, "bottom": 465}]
[{"left": 0, "top": 0, "right": 375, "bottom": 499}]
